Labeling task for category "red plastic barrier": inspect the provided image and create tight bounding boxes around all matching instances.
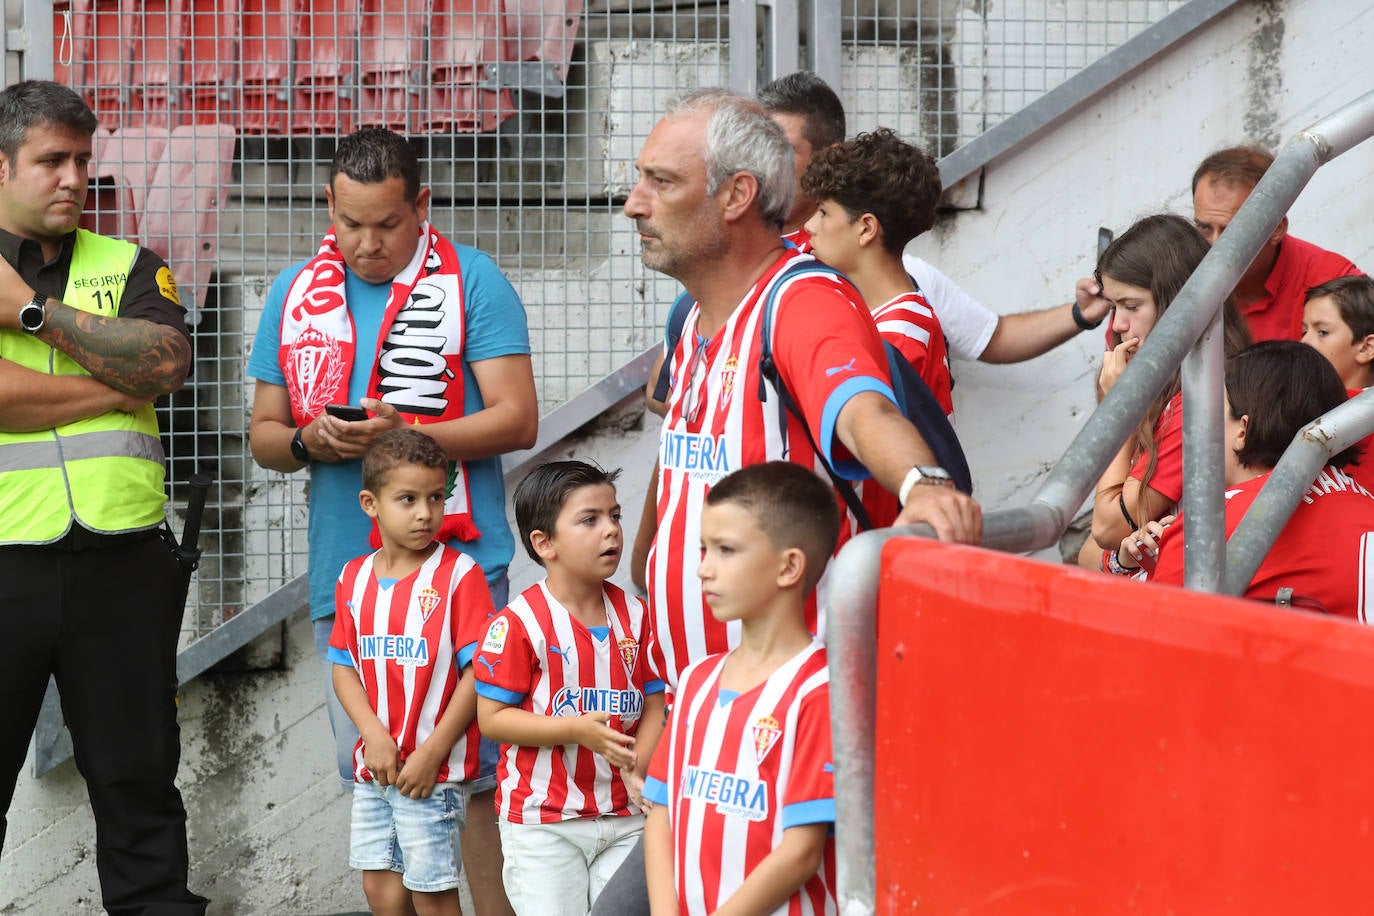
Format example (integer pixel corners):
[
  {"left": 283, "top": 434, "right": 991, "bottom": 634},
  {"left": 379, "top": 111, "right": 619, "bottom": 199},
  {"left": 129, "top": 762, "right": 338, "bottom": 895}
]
[{"left": 874, "top": 538, "right": 1374, "bottom": 914}]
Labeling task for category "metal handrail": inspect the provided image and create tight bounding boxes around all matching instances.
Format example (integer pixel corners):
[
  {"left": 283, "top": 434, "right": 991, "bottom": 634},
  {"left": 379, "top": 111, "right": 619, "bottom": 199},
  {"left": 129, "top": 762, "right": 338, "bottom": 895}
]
[{"left": 829, "top": 90, "right": 1374, "bottom": 913}]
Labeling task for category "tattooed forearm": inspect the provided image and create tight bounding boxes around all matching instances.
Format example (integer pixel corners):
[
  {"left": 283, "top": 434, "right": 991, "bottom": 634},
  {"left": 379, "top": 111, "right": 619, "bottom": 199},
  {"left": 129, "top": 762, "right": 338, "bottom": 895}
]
[{"left": 40, "top": 302, "right": 192, "bottom": 397}]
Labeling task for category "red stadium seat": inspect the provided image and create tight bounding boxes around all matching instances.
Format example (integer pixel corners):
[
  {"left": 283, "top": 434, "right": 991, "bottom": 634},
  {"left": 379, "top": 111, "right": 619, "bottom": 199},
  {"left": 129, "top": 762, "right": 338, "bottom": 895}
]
[
  {"left": 294, "top": 1, "right": 358, "bottom": 134},
  {"left": 98, "top": 127, "right": 171, "bottom": 218},
  {"left": 185, "top": 0, "right": 239, "bottom": 126},
  {"left": 80, "top": 175, "right": 140, "bottom": 242},
  {"left": 239, "top": 0, "right": 292, "bottom": 135},
  {"left": 73, "top": 0, "right": 137, "bottom": 130},
  {"left": 142, "top": 124, "right": 237, "bottom": 321},
  {"left": 132, "top": 0, "right": 188, "bottom": 128},
  {"left": 357, "top": 0, "right": 427, "bottom": 132},
  {"left": 426, "top": 0, "right": 514, "bottom": 133},
  {"left": 502, "top": 0, "right": 583, "bottom": 78}
]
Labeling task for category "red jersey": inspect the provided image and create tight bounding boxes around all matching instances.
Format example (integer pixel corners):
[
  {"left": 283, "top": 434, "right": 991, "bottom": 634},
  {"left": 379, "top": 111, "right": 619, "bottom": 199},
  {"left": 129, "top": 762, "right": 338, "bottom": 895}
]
[
  {"left": 857, "top": 290, "right": 955, "bottom": 527},
  {"left": 783, "top": 226, "right": 813, "bottom": 254},
  {"left": 1346, "top": 387, "right": 1374, "bottom": 493},
  {"left": 1151, "top": 466, "right": 1374, "bottom": 620},
  {"left": 1129, "top": 392, "right": 1184, "bottom": 504},
  {"left": 1242, "top": 235, "right": 1361, "bottom": 342},
  {"left": 649, "top": 250, "right": 896, "bottom": 688},
  {"left": 328, "top": 544, "right": 492, "bottom": 784},
  {"left": 472, "top": 580, "right": 666, "bottom": 823},
  {"left": 872, "top": 291, "right": 953, "bottom": 416},
  {"left": 643, "top": 642, "right": 836, "bottom": 916}
]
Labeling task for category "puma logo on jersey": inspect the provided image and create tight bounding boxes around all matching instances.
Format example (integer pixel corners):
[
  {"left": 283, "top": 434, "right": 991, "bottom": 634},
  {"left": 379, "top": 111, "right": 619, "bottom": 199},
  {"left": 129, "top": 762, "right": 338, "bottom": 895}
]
[
  {"left": 549, "top": 645, "right": 574, "bottom": 664},
  {"left": 476, "top": 656, "right": 501, "bottom": 677},
  {"left": 825, "top": 358, "right": 857, "bottom": 377}
]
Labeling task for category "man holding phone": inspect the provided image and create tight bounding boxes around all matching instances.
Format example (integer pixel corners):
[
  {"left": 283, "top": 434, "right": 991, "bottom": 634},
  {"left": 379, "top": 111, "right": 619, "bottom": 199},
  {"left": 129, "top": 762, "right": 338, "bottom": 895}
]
[{"left": 247, "top": 127, "right": 536, "bottom": 914}]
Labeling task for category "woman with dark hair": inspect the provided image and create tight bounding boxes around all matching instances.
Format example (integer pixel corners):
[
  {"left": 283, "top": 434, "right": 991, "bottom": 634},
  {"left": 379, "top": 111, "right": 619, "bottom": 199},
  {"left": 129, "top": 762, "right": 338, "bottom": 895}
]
[
  {"left": 1081, "top": 214, "right": 1252, "bottom": 569},
  {"left": 1114, "top": 341, "right": 1374, "bottom": 620}
]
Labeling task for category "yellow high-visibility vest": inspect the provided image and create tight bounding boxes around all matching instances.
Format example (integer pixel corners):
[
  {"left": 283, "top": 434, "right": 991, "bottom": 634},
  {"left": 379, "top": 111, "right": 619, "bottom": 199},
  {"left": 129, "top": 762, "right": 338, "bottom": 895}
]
[{"left": 0, "top": 229, "right": 168, "bottom": 543}]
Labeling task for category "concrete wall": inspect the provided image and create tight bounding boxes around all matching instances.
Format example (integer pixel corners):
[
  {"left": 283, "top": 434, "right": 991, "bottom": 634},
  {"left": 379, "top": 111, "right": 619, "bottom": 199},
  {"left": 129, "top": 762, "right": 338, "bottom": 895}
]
[{"left": 6, "top": 0, "right": 1374, "bottom": 911}]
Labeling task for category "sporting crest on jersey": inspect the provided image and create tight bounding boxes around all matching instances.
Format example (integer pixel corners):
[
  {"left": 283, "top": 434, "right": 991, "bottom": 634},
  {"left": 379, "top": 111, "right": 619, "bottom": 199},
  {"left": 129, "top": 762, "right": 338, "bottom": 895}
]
[
  {"left": 416, "top": 587, "right": 442, "bottom": 622},
  {"left": 482, "top": 617, "right": 510, "bottom": 654},
  {"left": 284, "top": 325, "right": 346, "bottom": 420},
  {"left": 719, "top": 354, "right": 738, "bottom": 409},
  {"left": 752, "top": 714, "right": 782, "bottom": 764},
  {"left": 618, "top": 636, "right": 639, "bottom": 674}
]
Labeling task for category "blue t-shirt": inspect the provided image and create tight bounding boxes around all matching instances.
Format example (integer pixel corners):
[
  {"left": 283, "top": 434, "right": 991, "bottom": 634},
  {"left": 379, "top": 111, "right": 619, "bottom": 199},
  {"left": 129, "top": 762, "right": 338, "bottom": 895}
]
[{"left": 247, "top": 243, "right": 531, "bottom": 620}]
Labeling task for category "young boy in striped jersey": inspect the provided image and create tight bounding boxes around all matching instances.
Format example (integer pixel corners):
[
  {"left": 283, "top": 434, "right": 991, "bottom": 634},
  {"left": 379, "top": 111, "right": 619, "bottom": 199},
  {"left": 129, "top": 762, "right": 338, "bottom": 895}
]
[
  {"left": 474, "top": 461, "right": 667, "bottom": 914},
  {"left": 328, "top": 429, "right": 495, "bottom": 916},
  {"left": 643, "top": 462, "right": 841, "bottom": 915}
]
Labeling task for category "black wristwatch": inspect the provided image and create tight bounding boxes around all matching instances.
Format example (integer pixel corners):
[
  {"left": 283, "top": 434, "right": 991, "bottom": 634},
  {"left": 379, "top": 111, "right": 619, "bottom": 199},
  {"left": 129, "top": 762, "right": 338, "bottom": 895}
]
[
  {"left": 19, "top": 292, "right": 47, "bottom": 333},
  {"left": 1072, "top": 300, "right": 1104, "bottom": 331},
  {"left": 290, "top": 426, "right": 310, "bottom": 462}
]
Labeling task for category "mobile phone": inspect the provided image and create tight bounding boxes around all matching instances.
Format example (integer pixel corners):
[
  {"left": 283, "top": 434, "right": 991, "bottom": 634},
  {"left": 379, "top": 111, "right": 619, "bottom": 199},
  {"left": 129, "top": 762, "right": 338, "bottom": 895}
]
[
  {"left": 325, "top": 404, "right": 369, "bottom": 422},
  {"left": 1098, "top": 227, "right": 1114, "bottom": 258}
]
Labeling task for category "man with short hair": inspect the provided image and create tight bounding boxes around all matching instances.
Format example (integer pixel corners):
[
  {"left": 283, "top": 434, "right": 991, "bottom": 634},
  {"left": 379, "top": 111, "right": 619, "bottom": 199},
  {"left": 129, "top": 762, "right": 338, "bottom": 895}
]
[
  {"left": 1192, "top": 144, "right": 1361, "bottom": 342},
  {"left": 247, "top": 127, "right": 535, "bottom": 914},
  {"left": 758, "top": 70, "right": 1112, "bottom": 364},
  {"left": 0, "top": 80, "right": 206, "bottom": 913},
  {"left": 627, "top": 88, "right": 981, "bottom": 687}
]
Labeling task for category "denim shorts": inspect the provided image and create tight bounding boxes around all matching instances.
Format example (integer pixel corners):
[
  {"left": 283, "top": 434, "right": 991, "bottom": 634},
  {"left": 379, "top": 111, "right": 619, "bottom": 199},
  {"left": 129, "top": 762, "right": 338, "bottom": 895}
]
[{"left": 350, "top": 780, "right": 468, "bottom": 892}]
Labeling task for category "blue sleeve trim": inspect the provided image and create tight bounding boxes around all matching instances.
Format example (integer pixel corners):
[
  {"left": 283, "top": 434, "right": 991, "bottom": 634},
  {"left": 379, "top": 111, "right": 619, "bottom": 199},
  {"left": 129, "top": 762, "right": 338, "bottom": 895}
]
[
  {"left": 474, "top": 681, "right": 525, "bottom": 705},
  {"left": 456, "top": 642, "right": 477, "bottom": 670},
  {"left": 326, "top": 646, "right": 355, "bottom": 667},
  {"left": 643, "top": 776, "right": 670, "bottom": 806},
  {"left": 781, "top": 798, "right": 836, "bottom": 829},
  {"left": 819, "top": 377, "right": 897, "bottom": 480},
  {"left": 643, "top": 679, "right": 666, "bottom": 696}
]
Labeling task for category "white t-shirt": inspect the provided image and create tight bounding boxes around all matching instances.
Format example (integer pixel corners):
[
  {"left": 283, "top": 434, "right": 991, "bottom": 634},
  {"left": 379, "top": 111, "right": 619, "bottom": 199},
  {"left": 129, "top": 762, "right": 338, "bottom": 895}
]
[{"left": 902, "top": 254, "right": 998, "bottom": 362}]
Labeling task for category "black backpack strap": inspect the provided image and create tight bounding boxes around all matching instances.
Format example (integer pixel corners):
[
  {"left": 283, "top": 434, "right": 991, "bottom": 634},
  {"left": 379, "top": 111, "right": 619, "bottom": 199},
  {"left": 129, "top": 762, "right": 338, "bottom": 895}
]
[
  {"left": 651, "top": 290, "right": 696, "bottom": 404},
  {"left": 756, "top": 258, "right": 877, "bottom": 531}
]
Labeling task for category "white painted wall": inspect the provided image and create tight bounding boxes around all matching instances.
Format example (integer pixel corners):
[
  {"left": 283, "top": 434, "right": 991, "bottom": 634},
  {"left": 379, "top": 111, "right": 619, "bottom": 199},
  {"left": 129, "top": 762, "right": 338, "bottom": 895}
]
[{"left": 5, "top": 0, "right": 1373, "bottom": 910}]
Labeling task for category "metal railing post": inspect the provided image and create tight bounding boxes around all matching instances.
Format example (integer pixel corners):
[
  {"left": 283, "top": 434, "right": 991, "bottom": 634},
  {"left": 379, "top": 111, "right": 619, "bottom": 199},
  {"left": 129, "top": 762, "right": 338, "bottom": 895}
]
[{"left": 1180, "top": 308, "right": 1226, "bottom": 591}]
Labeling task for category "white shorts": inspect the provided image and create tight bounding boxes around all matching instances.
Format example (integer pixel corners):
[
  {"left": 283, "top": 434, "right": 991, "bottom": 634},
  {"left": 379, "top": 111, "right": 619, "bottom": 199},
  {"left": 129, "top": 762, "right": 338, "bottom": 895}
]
[{"left": 499, "top": 813, "right": 645, "bottom": 915}]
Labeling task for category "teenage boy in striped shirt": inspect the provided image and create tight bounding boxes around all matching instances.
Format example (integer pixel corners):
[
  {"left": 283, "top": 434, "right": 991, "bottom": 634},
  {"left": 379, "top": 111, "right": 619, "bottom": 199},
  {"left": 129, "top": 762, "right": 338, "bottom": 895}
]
[{"left": 644, "top": 462, "right": 841, "bottom": 916}]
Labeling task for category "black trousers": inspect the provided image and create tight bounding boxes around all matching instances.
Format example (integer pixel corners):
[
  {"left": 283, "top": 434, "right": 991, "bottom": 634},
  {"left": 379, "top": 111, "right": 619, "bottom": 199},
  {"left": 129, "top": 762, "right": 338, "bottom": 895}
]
[{"left": 0, "top": 533, "right": 207, "bottom": 915}]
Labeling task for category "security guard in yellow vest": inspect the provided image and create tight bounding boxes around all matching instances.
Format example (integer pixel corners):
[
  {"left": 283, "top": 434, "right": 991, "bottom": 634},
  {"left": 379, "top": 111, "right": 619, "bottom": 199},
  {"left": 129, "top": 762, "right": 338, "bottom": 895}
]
[{"left": 0, "top": 81, "right": 206, "bottom": 913}]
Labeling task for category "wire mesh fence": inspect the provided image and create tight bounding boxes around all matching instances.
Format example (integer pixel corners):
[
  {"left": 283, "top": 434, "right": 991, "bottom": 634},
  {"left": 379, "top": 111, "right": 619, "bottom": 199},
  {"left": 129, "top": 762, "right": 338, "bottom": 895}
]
[{"left": 17, "top": 0, "right": 1182, "bottom": 645}]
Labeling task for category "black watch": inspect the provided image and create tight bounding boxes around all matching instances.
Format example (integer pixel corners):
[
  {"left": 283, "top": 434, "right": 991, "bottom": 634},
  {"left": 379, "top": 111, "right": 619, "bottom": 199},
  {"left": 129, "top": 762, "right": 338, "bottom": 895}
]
[
  {"left": 19, "top": 293, "right": 47, "bottom": 333},
  {"left": 290, "top": 426, "right": 310, "bottom": 462}
]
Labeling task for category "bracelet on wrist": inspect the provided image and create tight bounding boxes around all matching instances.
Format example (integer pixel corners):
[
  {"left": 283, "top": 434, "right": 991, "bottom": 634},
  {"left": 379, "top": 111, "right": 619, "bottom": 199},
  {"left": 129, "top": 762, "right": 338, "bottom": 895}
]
[
  {"left": 1104, "top": 547, "right": 1136, "bottom": 576},
  {"left": 1072, "top": 300, "right": 1104, "bottom": 331}
]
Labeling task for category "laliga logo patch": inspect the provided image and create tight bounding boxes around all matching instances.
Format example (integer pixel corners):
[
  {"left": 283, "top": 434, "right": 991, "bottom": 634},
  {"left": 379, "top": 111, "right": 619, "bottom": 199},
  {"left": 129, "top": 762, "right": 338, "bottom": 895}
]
[
  {"left": 156, "top": 266, "right": 181, "bottom": 306},
  {"left": 719, "top": 354, "right": 738, "bottom": 409},
  {"left": 618, "top": 636, "right": 639, "bottom": 674},
  {"left": 416, "top": 587, "right": 441, "bottom": 622},
  {"left": 482, "top": 617, "right": 510, "bottom": 654},
  {"left": 752, "top": 714, "right": 782, "bottom": 764}
]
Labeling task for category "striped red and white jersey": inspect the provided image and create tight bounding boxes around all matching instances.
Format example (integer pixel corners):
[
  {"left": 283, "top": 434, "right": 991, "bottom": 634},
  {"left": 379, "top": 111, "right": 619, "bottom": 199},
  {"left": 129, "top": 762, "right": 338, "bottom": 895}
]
[
  {"left": 328, "top": 544, "right": 492, "bottom": 784},
  {"left": 783, "top": 226, "right": 814, "bottom": 254},
  {"left": 859, "top": 290, "right": 955, "bottom": 529},
  {"left": 649, "top": 249, "right": 894, "bottom": 689},
  {"left": 872, "top": 291, "right": 953, "bottom": 417},
  {"left": 473, "top": 580, "right": 667, "bottom": 823},
  {"left": 643, "top": 642, "right": 836, "bottom": 916}
]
